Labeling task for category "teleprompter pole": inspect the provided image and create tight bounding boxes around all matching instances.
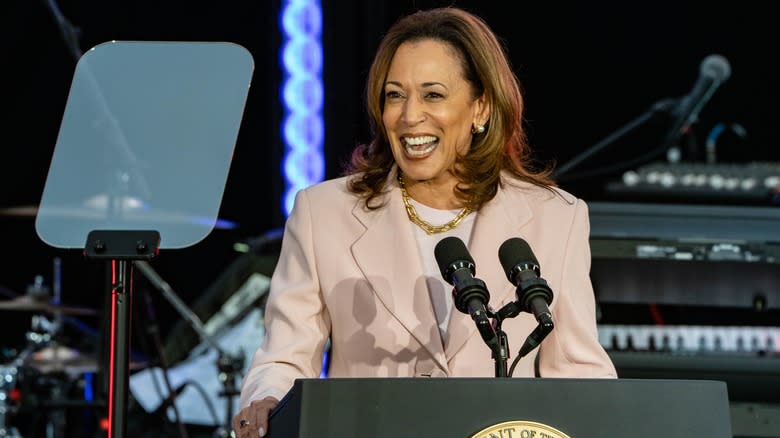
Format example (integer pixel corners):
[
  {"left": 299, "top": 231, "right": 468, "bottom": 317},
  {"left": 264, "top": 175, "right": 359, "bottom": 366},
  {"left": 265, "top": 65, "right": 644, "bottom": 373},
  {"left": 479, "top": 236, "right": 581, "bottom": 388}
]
[{"left": 85, "top": 230, "right": 160, "bottom": 438}]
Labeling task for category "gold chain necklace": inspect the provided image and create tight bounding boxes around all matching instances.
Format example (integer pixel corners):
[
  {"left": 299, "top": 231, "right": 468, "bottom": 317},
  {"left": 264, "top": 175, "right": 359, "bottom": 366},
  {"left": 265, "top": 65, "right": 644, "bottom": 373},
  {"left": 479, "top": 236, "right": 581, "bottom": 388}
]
[{"left": 397, "top": 173, "right": 472, "bottom": 235}]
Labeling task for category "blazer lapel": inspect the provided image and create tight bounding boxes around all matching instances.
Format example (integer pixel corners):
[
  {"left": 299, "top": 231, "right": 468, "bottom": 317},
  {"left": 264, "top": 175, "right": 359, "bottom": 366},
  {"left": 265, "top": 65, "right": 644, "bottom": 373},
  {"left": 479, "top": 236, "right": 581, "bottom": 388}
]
[
  {"left": 350, "top": 178, "right": 448, "bottom": 372},
  {"left": 444, "top": 184, "right": 534, "bottom": 359}
]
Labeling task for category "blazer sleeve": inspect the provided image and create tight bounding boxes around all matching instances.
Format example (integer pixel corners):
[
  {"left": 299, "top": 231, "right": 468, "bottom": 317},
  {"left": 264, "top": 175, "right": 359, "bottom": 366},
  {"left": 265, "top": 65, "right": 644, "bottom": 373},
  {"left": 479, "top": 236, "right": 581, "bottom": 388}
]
[
  {"left": 238, "top": 188, "right": 332, "bottom": 407},
  {"left": 538, "top": 198, "right": 617, "bottom": 378}
]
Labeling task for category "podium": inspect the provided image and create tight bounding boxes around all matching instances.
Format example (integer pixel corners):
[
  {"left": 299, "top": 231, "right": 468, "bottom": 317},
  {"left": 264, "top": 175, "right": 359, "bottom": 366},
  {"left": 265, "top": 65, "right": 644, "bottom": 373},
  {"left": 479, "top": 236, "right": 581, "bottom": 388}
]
[{"left": 269, "top": 377, "right": 732, "bottom": 438}]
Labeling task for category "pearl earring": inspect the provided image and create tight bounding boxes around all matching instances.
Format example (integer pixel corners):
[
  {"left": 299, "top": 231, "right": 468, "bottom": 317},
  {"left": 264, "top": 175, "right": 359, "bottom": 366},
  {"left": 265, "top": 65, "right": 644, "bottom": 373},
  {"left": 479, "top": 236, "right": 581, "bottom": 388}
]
[{"left": 472, "top": 124, "right": 485, "bottom": 134}]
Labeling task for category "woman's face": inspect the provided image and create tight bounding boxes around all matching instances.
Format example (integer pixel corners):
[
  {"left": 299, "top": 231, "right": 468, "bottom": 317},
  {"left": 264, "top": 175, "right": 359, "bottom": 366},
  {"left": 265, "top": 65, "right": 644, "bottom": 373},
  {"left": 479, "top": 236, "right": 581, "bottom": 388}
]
[{"left": 382, "top": 39, "right": 487, "bottom": 188}]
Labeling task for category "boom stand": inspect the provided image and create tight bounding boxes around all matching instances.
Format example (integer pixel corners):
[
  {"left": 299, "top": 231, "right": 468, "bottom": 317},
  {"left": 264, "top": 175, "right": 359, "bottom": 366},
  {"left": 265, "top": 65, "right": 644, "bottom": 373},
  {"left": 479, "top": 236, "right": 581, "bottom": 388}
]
[
  {"left": 134, "top": 260, "right": 244, "bottom": 437},
  {"left": 552, "top": 98, "right": 678, "bottom": 181},
  {"left": 84, "top": 230, "right": 160, "bottom": 438}
]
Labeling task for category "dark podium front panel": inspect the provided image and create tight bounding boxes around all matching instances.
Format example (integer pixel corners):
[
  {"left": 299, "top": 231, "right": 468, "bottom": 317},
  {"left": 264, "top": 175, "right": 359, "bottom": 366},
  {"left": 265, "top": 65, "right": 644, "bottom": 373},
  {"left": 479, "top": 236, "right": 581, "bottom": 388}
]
[{"left": 269, "top": 377, "right": 732, "bottom": 438}]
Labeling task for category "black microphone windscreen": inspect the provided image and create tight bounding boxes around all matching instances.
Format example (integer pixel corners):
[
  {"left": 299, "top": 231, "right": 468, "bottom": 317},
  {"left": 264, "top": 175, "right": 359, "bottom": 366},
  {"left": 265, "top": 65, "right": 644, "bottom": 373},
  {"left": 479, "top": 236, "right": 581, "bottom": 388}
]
[
  {"left": 434, "top": 236, "right": 473, "bottom": 280},
  {"left": 498, "top": 237, "right": 538, "bottom": 280}
]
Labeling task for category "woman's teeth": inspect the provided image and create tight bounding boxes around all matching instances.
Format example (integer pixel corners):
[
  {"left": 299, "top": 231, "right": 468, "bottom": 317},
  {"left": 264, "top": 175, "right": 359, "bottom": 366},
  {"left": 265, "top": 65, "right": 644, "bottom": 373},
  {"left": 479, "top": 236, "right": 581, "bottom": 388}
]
[{"left": 403, "top": 136, "right": 438, "bottom": 157}]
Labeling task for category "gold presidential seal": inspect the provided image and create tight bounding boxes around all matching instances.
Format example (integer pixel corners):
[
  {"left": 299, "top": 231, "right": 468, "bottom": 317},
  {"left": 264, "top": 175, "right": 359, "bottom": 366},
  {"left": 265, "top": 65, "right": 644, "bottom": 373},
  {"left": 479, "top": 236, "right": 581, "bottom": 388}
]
[{"left": 470, "top": 420, "right": 570, "bottom": 438}]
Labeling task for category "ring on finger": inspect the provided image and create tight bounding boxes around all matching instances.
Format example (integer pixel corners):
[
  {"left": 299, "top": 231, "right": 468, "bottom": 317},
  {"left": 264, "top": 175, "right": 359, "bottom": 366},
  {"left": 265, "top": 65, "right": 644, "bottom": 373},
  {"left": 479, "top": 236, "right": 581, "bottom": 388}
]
[{"left": 239, "top": 419, "right": 251, "bottom": 428}]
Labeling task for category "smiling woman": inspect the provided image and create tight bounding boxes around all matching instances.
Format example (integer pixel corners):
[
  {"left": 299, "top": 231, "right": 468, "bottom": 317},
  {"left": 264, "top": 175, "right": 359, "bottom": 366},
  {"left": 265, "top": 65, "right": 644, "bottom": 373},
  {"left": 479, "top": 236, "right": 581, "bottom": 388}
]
[
  {"left": 382, "top": 39, "right": 489, "bottom": 210},
  {"left": 233, "top": 6, "right": 615, "bottom": 437}
]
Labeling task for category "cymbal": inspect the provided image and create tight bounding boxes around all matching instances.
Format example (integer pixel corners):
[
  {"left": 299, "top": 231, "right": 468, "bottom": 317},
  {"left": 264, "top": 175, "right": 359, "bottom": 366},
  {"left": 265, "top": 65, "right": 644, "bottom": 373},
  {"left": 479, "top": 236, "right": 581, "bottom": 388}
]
[
  {"left": 0, "top": 295, "right": 98, "bottom": 316},
  {"left": 26, "top": 344, "right": 147, "bottom": 374},
  {"left": 0, "top": 205, "right": 37, "bottom": 216},
  {"left": 27, "top": 344, "right": 99, "bottom": 374},
  {"left": 0, "top": 203, "right": 239, "bottom": 229}
]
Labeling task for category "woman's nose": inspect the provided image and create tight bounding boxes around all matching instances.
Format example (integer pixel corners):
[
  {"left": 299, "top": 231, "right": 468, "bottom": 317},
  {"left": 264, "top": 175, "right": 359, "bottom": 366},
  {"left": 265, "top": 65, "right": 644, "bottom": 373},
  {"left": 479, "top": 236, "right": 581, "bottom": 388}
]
[{"left": 401, "top": 97, "right": 425, "bottom": 125}]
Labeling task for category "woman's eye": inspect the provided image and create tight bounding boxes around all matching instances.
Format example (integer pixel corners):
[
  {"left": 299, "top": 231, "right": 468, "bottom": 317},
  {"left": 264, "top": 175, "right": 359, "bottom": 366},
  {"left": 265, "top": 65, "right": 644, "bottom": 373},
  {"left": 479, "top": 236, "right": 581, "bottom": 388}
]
[{"left": 385, "top": 90, "right": 402, "bottom": 99}]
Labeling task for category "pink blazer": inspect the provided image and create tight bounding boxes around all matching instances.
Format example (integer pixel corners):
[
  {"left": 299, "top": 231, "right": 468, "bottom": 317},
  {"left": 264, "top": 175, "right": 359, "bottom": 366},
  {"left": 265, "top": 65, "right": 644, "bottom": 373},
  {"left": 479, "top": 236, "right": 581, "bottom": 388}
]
[{"left": 239, "top": 173, "right": 616, "bottom": 406}]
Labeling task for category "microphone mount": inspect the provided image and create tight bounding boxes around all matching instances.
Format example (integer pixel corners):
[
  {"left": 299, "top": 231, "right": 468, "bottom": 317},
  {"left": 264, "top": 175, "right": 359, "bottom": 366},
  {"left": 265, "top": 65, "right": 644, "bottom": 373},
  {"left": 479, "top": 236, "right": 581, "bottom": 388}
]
[
  {"left": 496, "top": 237, "right": 557, "bottom": 377},
  {"left": 491, "top": 290, "right": 554, "bottom": 378}
]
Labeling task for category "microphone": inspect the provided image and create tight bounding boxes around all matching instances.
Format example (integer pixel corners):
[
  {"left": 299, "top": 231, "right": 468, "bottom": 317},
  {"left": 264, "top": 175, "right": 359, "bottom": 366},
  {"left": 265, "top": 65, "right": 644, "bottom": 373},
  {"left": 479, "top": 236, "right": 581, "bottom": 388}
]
[
  {"left": 661, "top": 54, "right": 731, "bottom": 150},
  {"left": 434, "top": 236, "right": 498, "bottom": 349},
  {"left": 498, "top": 237, "right": 554, "bottom": 357}
]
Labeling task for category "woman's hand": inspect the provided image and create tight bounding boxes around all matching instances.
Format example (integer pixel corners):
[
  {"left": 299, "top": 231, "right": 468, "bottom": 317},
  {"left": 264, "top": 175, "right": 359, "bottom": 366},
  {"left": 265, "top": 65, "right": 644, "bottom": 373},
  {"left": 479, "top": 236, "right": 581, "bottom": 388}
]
[{"left": 233, "top": 396, "right": 279, "bottom": 437}]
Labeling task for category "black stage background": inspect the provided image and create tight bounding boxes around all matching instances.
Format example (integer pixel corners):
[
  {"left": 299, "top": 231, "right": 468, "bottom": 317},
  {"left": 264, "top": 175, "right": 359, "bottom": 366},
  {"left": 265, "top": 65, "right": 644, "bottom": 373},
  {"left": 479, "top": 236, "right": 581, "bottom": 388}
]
[{"left": 2, "top": 0, "right": 779, "bottom": 435}]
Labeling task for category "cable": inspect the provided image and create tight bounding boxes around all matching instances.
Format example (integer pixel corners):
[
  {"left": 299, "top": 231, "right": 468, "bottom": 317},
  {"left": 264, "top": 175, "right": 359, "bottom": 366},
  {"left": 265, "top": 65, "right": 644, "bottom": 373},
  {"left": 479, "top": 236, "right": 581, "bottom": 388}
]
[
  {"left": 141, "top": 289, "right": 189, "bottom": 438},
  {"left": 705, "top": 122, "right": 747, "bottom": 164},
  {"left": 508, "top": 354, "right": 522, "bottom": 377},
  {"left": 648, "top": 303, "right": 665, "bottom": 326},
  {"left": 178, "top": 378, "right": 222, "bottom": 427}
]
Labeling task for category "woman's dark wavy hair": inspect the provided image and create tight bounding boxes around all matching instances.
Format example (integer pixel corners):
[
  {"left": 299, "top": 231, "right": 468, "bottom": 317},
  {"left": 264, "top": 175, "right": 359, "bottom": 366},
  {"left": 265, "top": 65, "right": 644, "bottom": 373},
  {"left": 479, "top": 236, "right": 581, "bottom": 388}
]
[{"left": 345, "top": 7, "right": 556, "bottom": 210}]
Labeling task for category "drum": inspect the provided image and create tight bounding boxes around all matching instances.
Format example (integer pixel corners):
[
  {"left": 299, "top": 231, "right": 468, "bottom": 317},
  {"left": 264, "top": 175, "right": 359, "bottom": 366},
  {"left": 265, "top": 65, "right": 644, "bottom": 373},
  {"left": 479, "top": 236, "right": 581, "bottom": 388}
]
[
  {"left": 0, "top": 364, "right": 25, "bottom": 438},
  {"left": 1, "top": 360, "right": 101, "bottom": 437}
]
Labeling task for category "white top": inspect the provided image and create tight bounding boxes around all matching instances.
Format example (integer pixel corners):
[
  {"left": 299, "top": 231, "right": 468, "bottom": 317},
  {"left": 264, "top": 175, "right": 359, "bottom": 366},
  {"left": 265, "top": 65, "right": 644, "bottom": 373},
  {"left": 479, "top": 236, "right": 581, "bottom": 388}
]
[{"left": 406, "top": 198, "right": 476, "bottom": 346}]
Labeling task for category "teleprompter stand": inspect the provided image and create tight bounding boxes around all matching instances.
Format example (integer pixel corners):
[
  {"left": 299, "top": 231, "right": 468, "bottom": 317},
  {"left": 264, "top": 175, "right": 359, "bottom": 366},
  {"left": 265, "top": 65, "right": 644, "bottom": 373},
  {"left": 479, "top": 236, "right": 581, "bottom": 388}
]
[
  {"left": 84, "top": 230, "right": 160, "bottom": 437},
  {"left": 34, "top": 40, "right": 254, "bottom": 438}
]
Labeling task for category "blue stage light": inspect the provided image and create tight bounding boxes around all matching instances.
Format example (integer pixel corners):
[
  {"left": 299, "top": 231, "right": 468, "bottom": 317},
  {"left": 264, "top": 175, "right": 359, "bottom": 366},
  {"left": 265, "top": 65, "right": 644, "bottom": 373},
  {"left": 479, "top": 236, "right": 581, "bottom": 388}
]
[{"left": 280, "top": 0, "right": 323, "bottom": 217}]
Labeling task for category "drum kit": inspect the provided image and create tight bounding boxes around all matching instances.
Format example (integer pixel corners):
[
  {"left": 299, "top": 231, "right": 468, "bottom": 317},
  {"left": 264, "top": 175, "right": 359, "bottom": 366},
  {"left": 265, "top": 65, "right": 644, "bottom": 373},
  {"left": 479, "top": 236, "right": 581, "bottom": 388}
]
[
  {"left": 0, "top": 203, "right": 255, "bottom": 436},
  {"left": 0, "top": 278, "right": 103, "bottom": 438}
]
